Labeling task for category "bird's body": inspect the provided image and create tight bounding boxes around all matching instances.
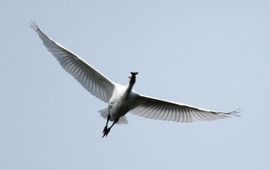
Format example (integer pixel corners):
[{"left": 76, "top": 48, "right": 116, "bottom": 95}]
[
  {"left": 31, "top": 22, "right": 238, "bottom": 137},
  {"left": 108, "top": 85, "right": 134, "bottom": 120}
]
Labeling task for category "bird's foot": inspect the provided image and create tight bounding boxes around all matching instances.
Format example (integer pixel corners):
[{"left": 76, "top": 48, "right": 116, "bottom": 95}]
[{"left": 102, "top": 126, "right": 111, "bottom": 138}]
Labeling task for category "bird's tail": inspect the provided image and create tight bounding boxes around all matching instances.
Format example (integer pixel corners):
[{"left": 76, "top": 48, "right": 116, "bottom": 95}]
[
  {"left": 98, "top": 108, "right": 128, "bottom": 124},
  {"left": 99, "top": 108, "right": 109, "bottom": 119}
]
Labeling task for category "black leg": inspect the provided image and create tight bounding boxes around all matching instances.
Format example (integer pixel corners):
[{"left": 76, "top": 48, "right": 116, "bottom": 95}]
[
  {"left": 108, "top": 118, "right": 119, "bottom": 130},
  {"left": 105, "top": 114, "right": 110, "bottom": 127},
  {"left": 102, "top": 114, "right": 111, "bottom": 138},
  {"left": 102, "top": 118, "right": 119, "bottom": 138}
]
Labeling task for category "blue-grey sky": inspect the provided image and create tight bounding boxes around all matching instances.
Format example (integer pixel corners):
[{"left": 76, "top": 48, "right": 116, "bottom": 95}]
[{"left": 1, "top": 0, "right": 270, "bottom": 170}]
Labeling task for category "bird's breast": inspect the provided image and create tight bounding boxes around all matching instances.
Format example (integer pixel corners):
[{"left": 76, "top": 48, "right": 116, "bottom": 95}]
[
  {"left": 108, "top": 85, "right": 138, "bottom": 120},
  {"left": 109, "top": 95, "right": 135, "bottom": 120}
]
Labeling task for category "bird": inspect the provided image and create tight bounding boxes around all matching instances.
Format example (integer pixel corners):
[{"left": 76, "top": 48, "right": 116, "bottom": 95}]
[{"left": 31, "top": 21, "right": 239, "bottom": 137}]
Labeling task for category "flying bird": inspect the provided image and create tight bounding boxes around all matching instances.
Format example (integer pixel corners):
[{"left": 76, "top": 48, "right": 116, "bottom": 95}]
[{"left": 31, "top": 22, "right": 238, "bottom": 137}]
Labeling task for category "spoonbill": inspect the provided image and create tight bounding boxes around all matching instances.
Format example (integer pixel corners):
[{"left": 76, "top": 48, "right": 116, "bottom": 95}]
[{"left": 31, "top": 22, "right": 238, "bottom": 137}]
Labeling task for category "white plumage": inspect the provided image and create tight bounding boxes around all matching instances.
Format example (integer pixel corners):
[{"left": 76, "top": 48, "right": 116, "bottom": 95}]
[{"left": 31, "top": 22, "right": 238, "bottom": 137}]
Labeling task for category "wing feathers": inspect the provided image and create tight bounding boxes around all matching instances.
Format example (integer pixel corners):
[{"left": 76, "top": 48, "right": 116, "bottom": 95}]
[
  {"left": 131, "top": 94, "right": 238, "bottom": 123},
  {"left": 31, "top": 22, "right": 115, "bottom": 103}
]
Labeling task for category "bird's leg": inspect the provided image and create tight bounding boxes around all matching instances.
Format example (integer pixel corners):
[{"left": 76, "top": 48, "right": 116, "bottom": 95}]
[
  {"left": 102, "top": 114, "right": 111, "bottom": 138},
  {"left": 106, "top": 118, "right": 119, "bottom": 135},
  {"left": 102, "top": 118, "right": 119, "bottom": 137}
]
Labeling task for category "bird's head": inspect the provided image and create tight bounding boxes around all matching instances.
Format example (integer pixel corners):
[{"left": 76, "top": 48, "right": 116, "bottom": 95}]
[{"left": 129, "top": 72, "right": 138, "bottom": 86}]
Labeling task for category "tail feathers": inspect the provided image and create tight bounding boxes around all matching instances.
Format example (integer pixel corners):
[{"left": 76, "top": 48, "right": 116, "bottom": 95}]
[
  {"left": 98, "top": 108, "right": 109, "bottom": 119},
  {"left": 117, "top": 116, "right": 128, "bottom": 124},
  {"left": 98, "top": 108, "right": 128, "bottom": 125}
]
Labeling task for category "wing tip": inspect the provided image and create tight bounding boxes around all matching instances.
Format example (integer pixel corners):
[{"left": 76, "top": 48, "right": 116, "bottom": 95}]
[
  {"left": 228, "top": 108, "right": 242, "bottom": 116},
  {"left": 219, "top": 108, "right": 242, "bottom": 119},
  {"left": 29, "top": 20, "right": 40, "bottom": 32}
]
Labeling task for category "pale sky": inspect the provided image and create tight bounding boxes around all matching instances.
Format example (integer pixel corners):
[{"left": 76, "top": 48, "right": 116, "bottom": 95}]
[{"left": 1, "top": 0, "right": 270, "bottom": 170}]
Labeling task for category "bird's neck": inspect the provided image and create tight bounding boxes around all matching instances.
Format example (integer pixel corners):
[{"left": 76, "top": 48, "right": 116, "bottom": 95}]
[
  {"left": 124, "top": 82, "right": 134, "bottom": 98},
  {"left": 124, "top": 74, "right": 136, "bottom": 98}
]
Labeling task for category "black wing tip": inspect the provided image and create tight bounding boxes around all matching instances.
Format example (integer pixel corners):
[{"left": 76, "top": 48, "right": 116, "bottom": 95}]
[
  {"left": 224, "top": 108, "right": 242, "bottom": 117},
  {"left": 29, "top": 20, "right": 40, "bottom": 32}
]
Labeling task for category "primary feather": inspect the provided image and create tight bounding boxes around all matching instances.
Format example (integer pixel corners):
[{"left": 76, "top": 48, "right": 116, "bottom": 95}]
[{"left": 31, "top": 21, "right": 115, "bottom": 103}]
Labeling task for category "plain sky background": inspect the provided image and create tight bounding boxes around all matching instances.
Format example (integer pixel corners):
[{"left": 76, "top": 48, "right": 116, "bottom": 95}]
[{"left": 1, "top": 0, "right": 270, "bottom": 170}]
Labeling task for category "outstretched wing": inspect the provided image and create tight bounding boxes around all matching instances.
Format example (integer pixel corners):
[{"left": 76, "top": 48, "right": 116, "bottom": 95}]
[
  {"left": 31, "top": 22, "right": 115, "bottom": 103},
  {"left": 131, "top": 94, "right": 238, "bottom": 122}
]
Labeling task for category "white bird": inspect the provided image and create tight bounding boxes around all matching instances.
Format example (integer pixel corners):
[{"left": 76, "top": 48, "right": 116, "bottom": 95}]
[{"left": 31, "top": 22, "right": 238, "bottom": 137}]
